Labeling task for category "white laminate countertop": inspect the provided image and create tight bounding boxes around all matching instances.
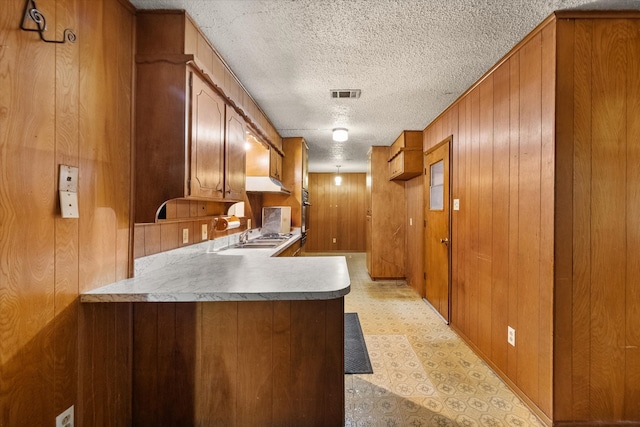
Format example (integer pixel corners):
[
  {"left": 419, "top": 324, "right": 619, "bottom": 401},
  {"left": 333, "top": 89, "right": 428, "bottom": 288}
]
[{"left": 80, "top": 234, "right": 350, "bottom": 303}]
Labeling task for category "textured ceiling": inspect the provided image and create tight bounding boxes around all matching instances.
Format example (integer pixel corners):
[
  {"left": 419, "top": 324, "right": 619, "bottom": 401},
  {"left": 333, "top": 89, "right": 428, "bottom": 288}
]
[{"left": 130, "top": 0, "right": 640, "bottom": 172}]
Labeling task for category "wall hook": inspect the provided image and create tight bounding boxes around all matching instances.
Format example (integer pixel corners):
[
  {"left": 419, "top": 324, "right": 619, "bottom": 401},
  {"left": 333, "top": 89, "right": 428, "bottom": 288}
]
[{"left": 21, "top": 0, "right": 76, "bottom": 44}]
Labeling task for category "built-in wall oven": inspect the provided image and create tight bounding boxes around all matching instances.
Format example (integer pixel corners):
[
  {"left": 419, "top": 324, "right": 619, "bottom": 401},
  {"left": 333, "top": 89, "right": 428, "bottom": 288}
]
[{"left": 301, "top": 188, "right": 310, "bottom": 245}]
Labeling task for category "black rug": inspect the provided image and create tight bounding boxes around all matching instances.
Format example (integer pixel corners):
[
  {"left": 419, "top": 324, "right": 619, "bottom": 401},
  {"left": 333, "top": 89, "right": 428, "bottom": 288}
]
[{"left": 344, "top": 313, "right": 373, "bottom": 374}]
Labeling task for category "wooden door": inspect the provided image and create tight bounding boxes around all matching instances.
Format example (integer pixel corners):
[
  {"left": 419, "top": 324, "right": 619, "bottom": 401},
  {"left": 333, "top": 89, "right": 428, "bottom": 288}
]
[
  {"left": 424, "top": 138, "right": 451, "bottom": 322},
  {"left": 225, "top": 105, "right": 246, "bottom": 201},
  {"left": 189, "top": 72, "right": 225, "bottom": 199}
]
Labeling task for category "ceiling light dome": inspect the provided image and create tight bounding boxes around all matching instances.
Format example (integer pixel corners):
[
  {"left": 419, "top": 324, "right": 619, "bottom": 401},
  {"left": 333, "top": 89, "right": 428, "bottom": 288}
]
[{"left": 332, "top": 128, "right": 348, "bottom": 142}]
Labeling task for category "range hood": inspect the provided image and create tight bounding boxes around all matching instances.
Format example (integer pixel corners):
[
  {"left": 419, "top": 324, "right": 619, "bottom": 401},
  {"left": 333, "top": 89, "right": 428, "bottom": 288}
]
[{"left": 245, "top": 176, "right": 291, "bottom": 195}]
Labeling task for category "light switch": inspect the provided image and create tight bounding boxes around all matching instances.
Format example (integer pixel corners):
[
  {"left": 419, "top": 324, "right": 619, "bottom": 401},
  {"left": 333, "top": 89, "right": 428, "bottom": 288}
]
[
  {"left": 60, "top": 191, "right": 79, "bottom": 218},
  {"left": 453, "top": 199, "right": 460, "bottom": 211},
  {"left": 410, "top": 218, "right": 413, "bottom": 226}
]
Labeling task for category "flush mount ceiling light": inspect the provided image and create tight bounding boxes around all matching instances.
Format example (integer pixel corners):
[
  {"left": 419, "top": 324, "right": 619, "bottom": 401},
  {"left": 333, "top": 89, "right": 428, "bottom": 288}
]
[
  {"left": 332, "top": 128, "right": 348, "bottom": 142},
  {"left": 334, "top": 165, "right": 342, "bottom": 186}
]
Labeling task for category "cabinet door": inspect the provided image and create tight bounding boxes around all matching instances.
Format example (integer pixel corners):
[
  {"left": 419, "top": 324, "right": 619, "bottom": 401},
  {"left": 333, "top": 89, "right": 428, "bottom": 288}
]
[
  {"left": 225, "top": 105, "right": 246, "bottom": 201},
  {"left": 190, "top": 72, "right": 225, "bottom": 199},
  {"left": 269, "top": 148, "right": 283, "bottom": 181}
]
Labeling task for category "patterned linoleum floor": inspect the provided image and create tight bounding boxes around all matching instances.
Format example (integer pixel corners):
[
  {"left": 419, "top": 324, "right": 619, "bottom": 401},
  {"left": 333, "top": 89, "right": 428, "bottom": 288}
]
[{"left": 336, "top": 252, "right": 545, "bottom": 427}]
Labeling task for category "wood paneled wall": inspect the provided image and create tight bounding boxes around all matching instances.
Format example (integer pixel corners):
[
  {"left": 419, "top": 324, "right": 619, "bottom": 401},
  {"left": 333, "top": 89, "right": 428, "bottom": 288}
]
[
  {"left": 423, "top": 20, "right": 556, "bottom": 422},
  {"left": 405, "top": 176, "right": 424, "bottom": 297},
  {"left": 553, "top": 16, "right": 640, "bottom": 424},
  {"left": 0, "top": 0, "right": 134, "bottom": 425},
  {"left": 306, "top": 173, "right": 366, "bottom": 252},
  {"left": 422, "top": 13, "right": 640, "bottom": 425},
  {"left": 133, "top": 199, "right": 246, "bottom": 258}
]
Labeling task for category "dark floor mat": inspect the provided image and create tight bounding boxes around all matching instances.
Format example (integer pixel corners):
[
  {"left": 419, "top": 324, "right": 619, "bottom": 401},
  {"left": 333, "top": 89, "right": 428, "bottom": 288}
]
[{"left": 345, "top": 312, "right": 373, "bottom": 374}]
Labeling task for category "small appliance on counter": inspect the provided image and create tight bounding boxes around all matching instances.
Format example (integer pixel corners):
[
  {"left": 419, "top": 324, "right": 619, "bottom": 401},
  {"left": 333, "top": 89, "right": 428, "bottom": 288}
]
[{"left": 262, "top": 206, "right": 291, "bottom": 235}]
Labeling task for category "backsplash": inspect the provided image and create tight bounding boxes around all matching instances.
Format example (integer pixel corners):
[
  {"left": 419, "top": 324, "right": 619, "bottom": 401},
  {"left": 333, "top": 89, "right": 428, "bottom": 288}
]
[{"left": 134, "top": 198, "right": 248, "bottom": 259}]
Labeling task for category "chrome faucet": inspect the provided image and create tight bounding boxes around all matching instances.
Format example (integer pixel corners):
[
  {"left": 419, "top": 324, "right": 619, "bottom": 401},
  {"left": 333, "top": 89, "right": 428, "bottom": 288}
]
[{"left": 239, "top": 229, "right": 250, "bottom": 244}]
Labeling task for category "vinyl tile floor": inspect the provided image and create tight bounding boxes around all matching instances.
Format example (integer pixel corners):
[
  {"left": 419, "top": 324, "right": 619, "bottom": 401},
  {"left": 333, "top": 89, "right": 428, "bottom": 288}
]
[{"left": 334, "top": 252, "right": 545, "bottom": 427}]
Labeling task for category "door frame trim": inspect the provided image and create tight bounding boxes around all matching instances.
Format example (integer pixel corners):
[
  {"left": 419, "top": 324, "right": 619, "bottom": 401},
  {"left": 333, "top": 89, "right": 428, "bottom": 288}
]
[{"left": 424, "top": 135, "right": 453, "bottom": 324}]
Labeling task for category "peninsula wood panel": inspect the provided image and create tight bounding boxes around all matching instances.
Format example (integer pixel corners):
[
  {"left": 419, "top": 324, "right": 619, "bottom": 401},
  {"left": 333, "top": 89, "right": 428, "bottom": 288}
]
[
  {"left": 0, "top": 0, "right": 134, "bottom": 425},
  {"left": 306, "top": 173, "right": 366, "bottom": 252},
  {"left": 421, "top": 12, "right": 640, "bottom": 425},
  {"left": 133, "top": 299, "right": 345, "bottom": 426}
]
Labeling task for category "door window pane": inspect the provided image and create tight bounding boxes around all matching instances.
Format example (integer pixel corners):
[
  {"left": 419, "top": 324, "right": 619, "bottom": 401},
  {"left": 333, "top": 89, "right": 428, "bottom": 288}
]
[{"left": 430, "top": 160, "right": 444, "bottom": 210}]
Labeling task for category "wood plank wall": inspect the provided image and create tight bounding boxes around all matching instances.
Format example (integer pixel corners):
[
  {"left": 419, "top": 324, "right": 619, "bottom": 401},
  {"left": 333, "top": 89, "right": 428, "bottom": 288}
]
[
  {"left": 422, "top": 20, "right": 556, "bottom": 422},
  {"left": 306, "top": 173, "right": 366, "bottom": 252},
  {"left": 554, "top": 16, "right": 640, "bottom": 424},
  {"left": 405, "top": 176, "right": 424, "bottom": 297},
  {"left": 0, "top": 0, "right": 135, "bottom": 425},
  {"left": 422, "top": 13, "right": 640, "bottom": 425},
  {"left": 133, "top": 199, "right": 244, "bottom": 258}
]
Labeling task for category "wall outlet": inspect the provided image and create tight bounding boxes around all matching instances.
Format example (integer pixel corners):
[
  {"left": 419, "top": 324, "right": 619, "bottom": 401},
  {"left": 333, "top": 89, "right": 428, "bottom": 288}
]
[
  {"left": 332, "top": 238, "right": 336, "bottom": 243},
  {"left": 56, "top": 405, "right": 74, "bottom": 427},
  {"left": 182, "top": 228, "right": 189, "bottom": 244},
  {"left": 201, "top": 224, "right": 208, "bottom": 240},
  {"left": 507, "top": 326, "right": 516, "bottom": 346},
  {"left": 453, "top": 199, "right": 460, "bottom": 211}
]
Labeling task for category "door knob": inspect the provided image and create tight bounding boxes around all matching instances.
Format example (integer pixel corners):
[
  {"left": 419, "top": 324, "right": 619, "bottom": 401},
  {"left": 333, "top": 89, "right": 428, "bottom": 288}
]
[{"left": 440, "top": 238, "right": 449, "bottom": 244}]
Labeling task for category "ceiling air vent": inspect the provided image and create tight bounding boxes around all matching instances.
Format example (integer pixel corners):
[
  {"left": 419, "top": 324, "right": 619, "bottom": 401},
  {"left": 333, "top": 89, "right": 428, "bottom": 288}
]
[{"left": 330, "top": 89, "right": 361, "bottom": 99}]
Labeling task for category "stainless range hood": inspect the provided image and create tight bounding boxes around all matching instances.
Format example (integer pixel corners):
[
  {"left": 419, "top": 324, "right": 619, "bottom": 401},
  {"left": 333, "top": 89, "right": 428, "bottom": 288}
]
[{"left": 245, "top": 176, "right": 291, "bottom": 195}]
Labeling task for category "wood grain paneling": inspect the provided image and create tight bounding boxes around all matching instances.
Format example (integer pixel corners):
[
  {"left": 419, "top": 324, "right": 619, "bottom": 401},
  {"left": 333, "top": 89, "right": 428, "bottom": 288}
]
[
  {"left": 422, "top": 12, "right": 640, "bottom": 426},
  {"left": 405, "top": 176, "right": 424, "bottom": 297},
  {"left": 624, "top": 18, "right": 640, "bottom": 421},
  {"left": 589, "top": 19, "right": 628, "bottom": 420},
  {"left": 477, "top": 76, "right": 493, "bottom": 356},
  {"left": 553, "top": 18, "right": 576, "bottom": 421},
  {"left": 507, "top": 51, "right": 521, "bottom": 386},
  {"left": 133, "top": 299, "right": 345, "bottom": 426},
  {"left": 366, "top": 147, "right": 406, "bottom": 279},
  {"left": 1, "top": 0, "right": 134, "bottom": 425},
  {"left": 77, "top": 0, "right": 135, "bottom": 425},
  {"left": 306, "top": 173, "right": 366, "bottom": 252},
  {"left": 538, "top": 22, "right": 555, "bottom": 416},
  {"left": 491, "top": 61, "right": 510, "bottom": 375}
]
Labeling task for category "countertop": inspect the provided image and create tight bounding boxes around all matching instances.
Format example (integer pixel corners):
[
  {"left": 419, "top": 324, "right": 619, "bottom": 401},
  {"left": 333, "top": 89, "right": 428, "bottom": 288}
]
[{"left": 80, "top": 233, "right": 350, "bottom": 303}]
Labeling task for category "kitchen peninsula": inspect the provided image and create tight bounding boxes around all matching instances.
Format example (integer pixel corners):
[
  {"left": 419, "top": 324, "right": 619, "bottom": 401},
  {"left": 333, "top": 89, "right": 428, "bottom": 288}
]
[{"left": 82, "top": 236, "right": 350, "bottom": 426}]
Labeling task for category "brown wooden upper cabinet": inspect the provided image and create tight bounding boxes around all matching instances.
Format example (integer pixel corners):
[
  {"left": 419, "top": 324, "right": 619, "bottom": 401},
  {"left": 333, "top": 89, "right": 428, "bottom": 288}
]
[
  {"left": 246, "top": 134, "right": 284, "bottom": 185},
  {"left": 136, "top": 10, "right": 287, "bottom": 223},
  {"left": 135, "top": 61, "right": 246, "bottom": 222},
  {"left": 388, "top": 130, "right": 423, "bottom": 180}
]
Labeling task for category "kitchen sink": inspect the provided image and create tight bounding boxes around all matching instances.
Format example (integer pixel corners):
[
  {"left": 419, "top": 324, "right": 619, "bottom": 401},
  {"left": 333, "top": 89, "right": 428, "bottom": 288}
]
[
  {"left": 251, "top": 238, "right": 288, "bottom": 244},
  {"left": 230, "top": 242, "right": 281, "bottom": 249}
]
